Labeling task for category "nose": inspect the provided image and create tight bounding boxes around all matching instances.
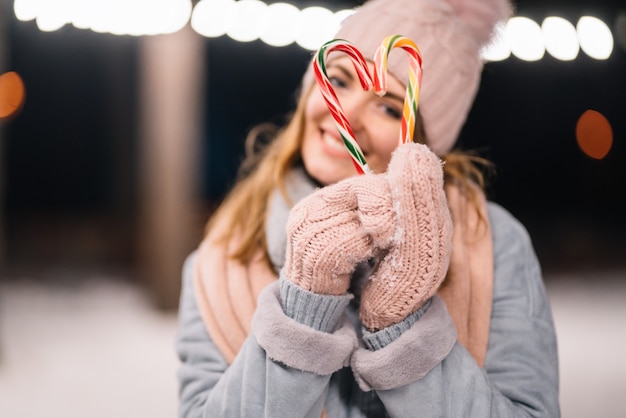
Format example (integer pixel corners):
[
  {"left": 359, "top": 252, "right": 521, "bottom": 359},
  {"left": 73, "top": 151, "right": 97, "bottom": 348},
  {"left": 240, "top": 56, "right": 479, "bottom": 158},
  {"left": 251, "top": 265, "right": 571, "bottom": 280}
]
[{"left": 341, "top": 93, "right": 367, "bottom": 133}]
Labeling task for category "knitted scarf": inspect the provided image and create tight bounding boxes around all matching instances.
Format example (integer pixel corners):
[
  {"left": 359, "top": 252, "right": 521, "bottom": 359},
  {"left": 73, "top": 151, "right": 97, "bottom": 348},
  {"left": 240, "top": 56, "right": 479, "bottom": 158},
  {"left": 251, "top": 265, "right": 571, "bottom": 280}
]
[{"left": 193, "top": 169, "right": 493, "bottom": 367}]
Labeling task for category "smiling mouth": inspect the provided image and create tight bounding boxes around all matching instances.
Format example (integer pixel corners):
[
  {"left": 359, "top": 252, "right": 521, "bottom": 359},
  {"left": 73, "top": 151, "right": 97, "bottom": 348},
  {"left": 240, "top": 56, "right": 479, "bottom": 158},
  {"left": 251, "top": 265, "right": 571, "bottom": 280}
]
[{"left": 321, "top": 129, "right": 353, "bottom": 158}]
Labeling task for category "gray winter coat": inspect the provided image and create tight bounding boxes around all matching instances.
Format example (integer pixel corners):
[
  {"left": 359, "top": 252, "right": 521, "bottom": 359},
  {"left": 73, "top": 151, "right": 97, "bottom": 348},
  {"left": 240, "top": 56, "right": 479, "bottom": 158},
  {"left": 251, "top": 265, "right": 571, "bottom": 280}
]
[{"left": 176, "top": 172, "right": 560, "bottom": 417}]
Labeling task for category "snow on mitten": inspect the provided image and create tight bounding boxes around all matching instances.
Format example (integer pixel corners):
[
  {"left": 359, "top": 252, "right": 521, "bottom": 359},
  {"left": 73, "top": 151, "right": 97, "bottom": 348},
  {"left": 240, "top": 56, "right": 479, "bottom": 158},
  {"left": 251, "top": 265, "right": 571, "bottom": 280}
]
[{"left": 359, "top": 143, "right": 453, "bottom": 331}]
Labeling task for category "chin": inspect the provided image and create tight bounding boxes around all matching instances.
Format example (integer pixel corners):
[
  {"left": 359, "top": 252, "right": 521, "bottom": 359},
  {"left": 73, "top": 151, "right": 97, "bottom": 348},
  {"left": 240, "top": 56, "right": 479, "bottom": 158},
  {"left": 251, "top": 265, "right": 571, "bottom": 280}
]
[{"left": 303, "top": 158, "right": 352, "bottom": 186}]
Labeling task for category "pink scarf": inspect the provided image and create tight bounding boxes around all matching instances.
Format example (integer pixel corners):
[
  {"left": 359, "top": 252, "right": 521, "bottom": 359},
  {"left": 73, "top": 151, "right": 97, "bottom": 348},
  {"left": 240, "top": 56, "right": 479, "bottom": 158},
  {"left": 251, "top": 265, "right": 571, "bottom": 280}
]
[{"left": 194, "top": 183, "right": 493, "bottom": 366}]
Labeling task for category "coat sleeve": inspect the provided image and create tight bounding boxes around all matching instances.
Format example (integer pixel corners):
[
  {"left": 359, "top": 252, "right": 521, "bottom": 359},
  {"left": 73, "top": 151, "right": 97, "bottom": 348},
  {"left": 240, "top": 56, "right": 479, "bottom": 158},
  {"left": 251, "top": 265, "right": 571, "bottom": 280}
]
[
  {"left": 351, "top": 203, "right": 560, "bottom": 417},
  {"left": 176, "top": 252, "right": 357, "bottom": 418}
]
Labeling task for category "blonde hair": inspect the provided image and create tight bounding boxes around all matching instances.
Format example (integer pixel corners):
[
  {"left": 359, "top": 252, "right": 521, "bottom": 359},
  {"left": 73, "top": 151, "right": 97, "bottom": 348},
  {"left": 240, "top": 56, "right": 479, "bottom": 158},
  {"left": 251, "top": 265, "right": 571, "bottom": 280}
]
[{"left": 205, "top": 85, "right": 491, "bottom": 265}]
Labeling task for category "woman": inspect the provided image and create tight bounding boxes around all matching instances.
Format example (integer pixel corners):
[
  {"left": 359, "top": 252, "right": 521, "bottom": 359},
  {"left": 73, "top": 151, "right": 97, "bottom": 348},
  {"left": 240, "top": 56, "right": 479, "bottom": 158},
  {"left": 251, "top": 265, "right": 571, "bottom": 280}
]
[{"left": 176, "top": 0, "right": 561, "bottom": 416}]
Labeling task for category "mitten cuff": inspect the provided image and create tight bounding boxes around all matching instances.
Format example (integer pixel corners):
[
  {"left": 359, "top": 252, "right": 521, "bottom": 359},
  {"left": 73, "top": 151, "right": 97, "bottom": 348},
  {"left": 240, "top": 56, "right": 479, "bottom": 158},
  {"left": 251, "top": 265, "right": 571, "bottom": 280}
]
[
  {"left": 253, "top": 281, "right": 358, "bottom": 375},
  {"left": 351, "top": 296, "right": 457, "bottom": 391},
  {"left": 362, "top": 298, "right": 432, "bottom": 351},
  {"left": 279, "top": 272, "right": 353, "bottom": 333}
]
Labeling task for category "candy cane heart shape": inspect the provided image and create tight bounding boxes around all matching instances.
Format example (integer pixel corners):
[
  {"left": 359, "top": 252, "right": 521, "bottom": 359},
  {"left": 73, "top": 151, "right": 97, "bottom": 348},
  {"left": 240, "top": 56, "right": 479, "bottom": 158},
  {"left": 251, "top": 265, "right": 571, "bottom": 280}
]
[
  {"left": 313, "top": 39, "right": 374, "bottom": 175},
  {"left": 373, "top": 35, "right": 423, "bottom": 146}
]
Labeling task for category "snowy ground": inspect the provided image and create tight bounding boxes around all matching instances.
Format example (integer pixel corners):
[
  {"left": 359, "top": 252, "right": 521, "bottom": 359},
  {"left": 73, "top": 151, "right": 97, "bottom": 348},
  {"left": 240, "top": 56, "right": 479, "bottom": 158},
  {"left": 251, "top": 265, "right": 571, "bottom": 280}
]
[{"left": 0, "top": 272, "right": 624, "bottom": 418}]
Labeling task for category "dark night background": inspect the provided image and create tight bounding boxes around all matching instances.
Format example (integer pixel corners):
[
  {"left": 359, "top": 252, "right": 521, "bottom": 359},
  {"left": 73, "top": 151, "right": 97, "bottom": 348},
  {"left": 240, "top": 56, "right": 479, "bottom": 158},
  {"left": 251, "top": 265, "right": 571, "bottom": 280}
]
[
  {"left": 2, "top": 3, "right": 626, "bottom": 416},
  {"left": 2, "top": 0, "right": 625, "bottom": 282}
]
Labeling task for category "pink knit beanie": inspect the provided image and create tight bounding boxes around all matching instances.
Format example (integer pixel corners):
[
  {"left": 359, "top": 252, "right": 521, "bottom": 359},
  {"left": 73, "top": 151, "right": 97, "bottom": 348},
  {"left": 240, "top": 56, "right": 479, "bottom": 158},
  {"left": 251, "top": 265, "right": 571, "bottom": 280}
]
[{"left": 302, "top": 0, "right": 512, "bottom": 156}]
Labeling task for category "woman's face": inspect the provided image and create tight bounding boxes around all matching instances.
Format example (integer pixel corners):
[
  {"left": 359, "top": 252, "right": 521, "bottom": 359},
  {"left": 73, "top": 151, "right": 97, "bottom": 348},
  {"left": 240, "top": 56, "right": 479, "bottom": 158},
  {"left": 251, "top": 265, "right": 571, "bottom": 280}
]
[{"left": 301, "top": 56, "right": 407, "bottom": 185}]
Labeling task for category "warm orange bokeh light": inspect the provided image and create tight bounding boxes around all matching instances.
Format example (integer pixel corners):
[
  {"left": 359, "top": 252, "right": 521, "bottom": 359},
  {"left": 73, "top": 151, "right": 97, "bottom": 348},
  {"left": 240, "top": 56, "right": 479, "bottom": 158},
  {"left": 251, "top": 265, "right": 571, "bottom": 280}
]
[
  {"left": 575, "top": 109, "right": 613, "bottom": 160},
  {"left": 0, "top": 71, "right": 26, "bottom": 119}
]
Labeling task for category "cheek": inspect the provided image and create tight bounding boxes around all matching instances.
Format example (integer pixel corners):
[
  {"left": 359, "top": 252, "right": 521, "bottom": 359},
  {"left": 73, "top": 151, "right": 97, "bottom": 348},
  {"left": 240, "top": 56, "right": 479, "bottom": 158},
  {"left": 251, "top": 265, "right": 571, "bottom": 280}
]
[
  {"left": 301, "top": 91, "right": 324, "bottom": 157},
  {"left": 304, "top": 88, "right": 328, "bottom": 122},
  {"left": 368, "top": 125, "right": 402, "bottom": 172}
]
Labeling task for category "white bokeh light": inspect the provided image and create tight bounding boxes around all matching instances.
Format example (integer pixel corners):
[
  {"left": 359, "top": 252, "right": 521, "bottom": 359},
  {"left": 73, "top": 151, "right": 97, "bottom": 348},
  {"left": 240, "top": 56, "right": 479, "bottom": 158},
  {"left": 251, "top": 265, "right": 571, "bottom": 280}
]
[
  {"left": 34, "top": 0, "right": 68, "bottom": 32},
  {"left": 294, "top": 6, "right": 336, "bottom": 51},
  {"left": 577, "top": 16, "right": 614, "bottom": 60},
  {"left": 13, "top": 0, "right": 39, "bottom": 21},
  {"left": 86, "top": 1, "right": 120, "bottom": 34},
  {"left": 257, "top": 2, "right": 299, "bottom": 47},
  {"left": 542, "top": 17, "right": 579, "bottom": 61},
  {"left": 11, "top": 0, "right": 618, "bottom": 61},
  {"left": 334, "top": 9, "right": 355, "bottom": 27},
  {"left": 481, "top": 22, "right": 510, "bottom": 62},
  {"left": 36, "top": 13, "right": 66, "bottom": 32},
  {"left": 16, "top": 0, "right": 193, "bottom": 35},
  {"left": 116, "top": 0, "right": 139, "bottom": 33},
  {"left": 70, "top": 0, "right": 100, "bottom": 31},
  {"left": 160, "top": 0, "right": 193, "bottom": 35},
  {"left": 226, "top": 0, "right": 266, "bottom": 42},
  {"left": 192, "top": 0, "right": 236, "bottom": 38},
  {"left": 506, "top": 17, "right": 545, "bottom": 61}
]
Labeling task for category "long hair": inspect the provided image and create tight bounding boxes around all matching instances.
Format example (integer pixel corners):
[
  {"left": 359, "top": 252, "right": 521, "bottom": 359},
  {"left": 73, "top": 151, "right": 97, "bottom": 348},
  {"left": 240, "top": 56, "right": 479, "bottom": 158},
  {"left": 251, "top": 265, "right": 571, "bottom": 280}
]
[{"left": 205, "top": 84, "right": 491, "bottom": 265}]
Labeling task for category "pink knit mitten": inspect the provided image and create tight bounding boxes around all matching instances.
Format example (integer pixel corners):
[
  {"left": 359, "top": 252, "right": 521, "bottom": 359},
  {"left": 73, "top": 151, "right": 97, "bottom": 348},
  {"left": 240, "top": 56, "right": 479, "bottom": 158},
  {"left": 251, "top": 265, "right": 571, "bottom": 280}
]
[
  {"left": 284, "top": 175, "right": 395, "bottom": 296},
  {"left": 359, "top": 143, "right": 453, "bottom": 331}
]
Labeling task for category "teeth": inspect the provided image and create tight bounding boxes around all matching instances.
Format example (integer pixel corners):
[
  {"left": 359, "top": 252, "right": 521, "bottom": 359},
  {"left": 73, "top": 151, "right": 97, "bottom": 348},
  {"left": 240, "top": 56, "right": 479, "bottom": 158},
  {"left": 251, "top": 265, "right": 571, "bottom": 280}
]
[{"left": 322, "top": 132, "right": 347, "bottom": 153}]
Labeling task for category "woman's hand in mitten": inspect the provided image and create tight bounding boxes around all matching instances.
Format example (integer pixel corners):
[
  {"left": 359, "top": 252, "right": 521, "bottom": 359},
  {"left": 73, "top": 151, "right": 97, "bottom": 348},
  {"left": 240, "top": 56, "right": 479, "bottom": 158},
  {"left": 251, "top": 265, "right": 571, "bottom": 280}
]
[
  {"left": 284, "top": 174, "right": 395, "bottom": 296},
  {"left": 359, "top": 143, "right": 453, "bottom": 331}
]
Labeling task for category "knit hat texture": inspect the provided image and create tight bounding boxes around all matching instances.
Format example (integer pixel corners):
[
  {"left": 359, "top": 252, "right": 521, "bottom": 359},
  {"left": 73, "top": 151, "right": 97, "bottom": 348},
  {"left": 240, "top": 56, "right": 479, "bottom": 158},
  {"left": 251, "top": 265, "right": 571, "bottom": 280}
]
[{"left": 302, "top": 0, "right": 512, "bottom": 155}]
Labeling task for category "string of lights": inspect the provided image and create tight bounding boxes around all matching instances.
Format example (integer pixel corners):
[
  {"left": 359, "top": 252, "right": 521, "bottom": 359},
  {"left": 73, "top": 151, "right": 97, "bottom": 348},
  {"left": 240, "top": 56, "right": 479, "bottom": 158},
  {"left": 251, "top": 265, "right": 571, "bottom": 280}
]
[{"left": 12, "top": 0, "right": 618, "bottom": 61}]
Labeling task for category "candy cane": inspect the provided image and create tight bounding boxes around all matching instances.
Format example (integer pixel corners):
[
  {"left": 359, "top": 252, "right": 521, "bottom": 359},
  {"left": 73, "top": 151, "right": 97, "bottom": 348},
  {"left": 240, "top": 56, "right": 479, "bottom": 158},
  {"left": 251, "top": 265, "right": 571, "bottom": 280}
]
[
  {"left": 374, "top": 35, "right": 423, "bottom": 146},
  {"left": 313, "top": 39, "right": 373, "bottom": 175}
]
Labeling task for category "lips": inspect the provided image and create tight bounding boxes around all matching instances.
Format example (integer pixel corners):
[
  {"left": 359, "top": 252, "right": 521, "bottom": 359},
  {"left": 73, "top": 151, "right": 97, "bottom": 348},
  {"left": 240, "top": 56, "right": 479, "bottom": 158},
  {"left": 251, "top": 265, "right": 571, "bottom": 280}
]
[{"left": 320, "top": 128, "right": 353, "bottom": 159}]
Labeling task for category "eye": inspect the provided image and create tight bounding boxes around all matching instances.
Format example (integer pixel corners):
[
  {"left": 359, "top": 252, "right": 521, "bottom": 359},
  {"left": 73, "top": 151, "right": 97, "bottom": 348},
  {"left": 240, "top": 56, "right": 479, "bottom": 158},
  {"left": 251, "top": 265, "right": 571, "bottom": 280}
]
[
  {"left": 380, "top": 102, "right": 402, "bottom": 120},
  {"left": 329, "top": 75, "right": 347, "bottom": 89}
]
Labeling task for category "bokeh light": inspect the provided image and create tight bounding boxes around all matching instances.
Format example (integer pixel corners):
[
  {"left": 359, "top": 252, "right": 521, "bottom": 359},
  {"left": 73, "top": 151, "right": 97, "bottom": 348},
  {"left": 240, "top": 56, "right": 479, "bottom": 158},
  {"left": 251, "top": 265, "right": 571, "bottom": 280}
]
[
  {"left": 14, "top": 0, "right": 193, "bottom": 36},
  {"left": 294, "top": 6, "right": 337, "bottom": 51},
  {"left": 334, "top": 9, "right": 355, "bottom": 27},
  {"left": 577, "top": 16, "right": 613, "bottom": 60},
  {"left": 226, "top": 0, "right": 267, "bottom": 43},
  {"left": 542, "top": 17, "right": 579, "bottom": 61},
  {"left": 576, "top": 109, "right": 613, "bottom": 160},
  {"left": 12, "top": 0, "right": 621, "bottom": 62},
  {"left": 0, "top": 71, "right": 26, "bottom": 119},
  {"left": 35, "top": 2, "right": 68, "bottom": 32},
  {"left": 481, "top": 22, "right": 511, "bottom": 62},
  {"left": 258, "top": 2, "right": 299, "bottom": 47},
  {"left": 191, "top": 0, "right": 236, "bottom": 38},
  {"left": 506, "top": 17, "right": 545, "bottom": 61},
  {"left": 13, "top": 0, "right": 38, "bottom": 21}
]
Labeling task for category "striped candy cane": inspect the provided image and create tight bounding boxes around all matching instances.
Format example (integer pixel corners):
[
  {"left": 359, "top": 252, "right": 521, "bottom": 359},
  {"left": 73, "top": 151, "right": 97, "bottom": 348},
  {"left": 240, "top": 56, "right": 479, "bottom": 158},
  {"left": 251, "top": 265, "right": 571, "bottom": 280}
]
[
  {"left": 313, "top": 39, "right": 374, "bottom": 175},
  {"left": 373, "top": 35, "right": 423, "bottom": 146}
]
